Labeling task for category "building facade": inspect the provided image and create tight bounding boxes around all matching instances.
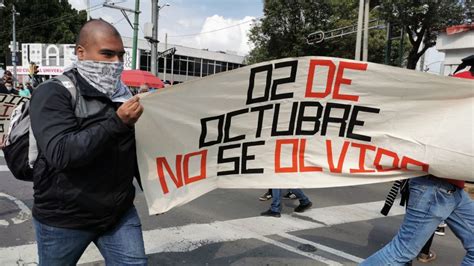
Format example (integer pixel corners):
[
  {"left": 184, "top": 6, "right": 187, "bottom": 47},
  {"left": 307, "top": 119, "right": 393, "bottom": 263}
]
[
  {"left": 6, "top": 37, "right": 246, "bottom": 84},
  {"left": 123, "top": 37, "right": 245, "bottom": 84},
  {"left": 436, "top": 25, "right": 474, "bottom": 76}
]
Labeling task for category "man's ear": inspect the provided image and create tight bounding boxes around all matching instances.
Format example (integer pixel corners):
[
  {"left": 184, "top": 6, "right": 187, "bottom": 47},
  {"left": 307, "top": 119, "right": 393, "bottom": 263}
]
[{"left": 76, "top": 45, "right": 86, "bottom": 60}]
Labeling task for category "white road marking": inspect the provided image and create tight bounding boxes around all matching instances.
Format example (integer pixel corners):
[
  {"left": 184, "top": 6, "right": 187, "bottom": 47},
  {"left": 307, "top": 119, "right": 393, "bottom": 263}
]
[
  {"left": 256, "top": 235, "right": 343, "bottom": 266},
  {"left": 0, "top": 165, "right": 10, "bottom": 172},
  {"left": 0, "top": 200, "right": 405, "bottom": 265},
  {"left": 0, "top": 192, "right": 32, "bottom": 227},
  {"left": 278, "top": 232, "right": 364, "bottom": 263}
]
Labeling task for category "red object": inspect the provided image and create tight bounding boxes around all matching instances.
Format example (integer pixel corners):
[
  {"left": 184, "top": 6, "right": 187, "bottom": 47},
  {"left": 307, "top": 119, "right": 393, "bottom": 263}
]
[
  {"left": 453, "top": 71, "right": 474, "bottom": 79},
  {"left": 121, "top": 70, "right": 165, "bottom": 88},
  {"left": 445, "top": 24, "right": 474, "bottom": 35}
]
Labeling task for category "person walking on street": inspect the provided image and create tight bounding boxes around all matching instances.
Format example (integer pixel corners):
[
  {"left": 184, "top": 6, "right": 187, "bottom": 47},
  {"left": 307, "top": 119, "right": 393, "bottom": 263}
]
[
  {"left": 30, "top": 19, "right": 146, "bottom": 265},
  {"left": 361, "top": 175, "right": 473, "bottom": 266},
  {"left": 261, "top": 189, "right": 312, "bottom": 217}
]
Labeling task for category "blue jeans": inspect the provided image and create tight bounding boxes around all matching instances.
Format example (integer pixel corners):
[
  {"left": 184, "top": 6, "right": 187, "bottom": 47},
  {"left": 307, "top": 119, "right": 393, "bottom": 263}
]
[
  {"left": 34, "top": 206, "right": 147, "bottom": 266},
  {"left": 361, "top": 176, "right": 474, "bottom": 266},
  {"left": 271, "top": 189, "right": 311, "bottom": 213}
]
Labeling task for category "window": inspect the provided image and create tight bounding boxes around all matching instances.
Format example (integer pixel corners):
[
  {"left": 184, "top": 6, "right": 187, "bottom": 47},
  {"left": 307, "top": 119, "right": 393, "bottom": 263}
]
[
  {"left": 202, "top": 59, "right": 209, "bottom": 76},
  {"left": 158, "top": 57, "right": 164, "bottom": 73},
  {"left": 180, "top": 56, "right": 187, "bottom": 75},
  {"left": 140, "top": 53, "right": 150, "bottom": 71},
  {"left": 208, "top": 60, "right": 215, "bottom": 75},
  {"left": 194, "top": 58, "right": 201, "bottom": 76}
]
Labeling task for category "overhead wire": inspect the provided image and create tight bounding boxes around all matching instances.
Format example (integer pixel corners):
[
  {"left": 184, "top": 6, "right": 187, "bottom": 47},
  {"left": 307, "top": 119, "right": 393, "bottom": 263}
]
[{"left": 167, "top": 17, "right": 261, "bottom": 38}]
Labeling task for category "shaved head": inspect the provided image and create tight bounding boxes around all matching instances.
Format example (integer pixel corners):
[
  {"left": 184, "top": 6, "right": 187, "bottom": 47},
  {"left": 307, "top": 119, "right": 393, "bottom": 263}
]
[
  {"left": 76, "top": 19, "right": 121, "bottom": 49},
  {"left": 75, "top": 19, "right": 125, "bottom": 62}
]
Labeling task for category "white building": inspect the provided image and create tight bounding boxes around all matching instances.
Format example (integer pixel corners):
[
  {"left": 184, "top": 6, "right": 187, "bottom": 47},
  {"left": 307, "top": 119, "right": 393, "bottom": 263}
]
[
  {"left": 7, "top": 37, "right": 246, "bottom": 84},
  {"left": 436, "top": 24, "right": 474, "bottom": 76},
  {"left": 122, "top": 37, "right": 245, "bottom": 84}
]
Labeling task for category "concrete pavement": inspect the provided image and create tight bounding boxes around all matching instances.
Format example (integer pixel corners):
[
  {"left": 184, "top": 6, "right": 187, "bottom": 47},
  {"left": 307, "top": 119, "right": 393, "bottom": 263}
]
[{"left": 0, "top": 151, "right": 467, "bottom": 265}]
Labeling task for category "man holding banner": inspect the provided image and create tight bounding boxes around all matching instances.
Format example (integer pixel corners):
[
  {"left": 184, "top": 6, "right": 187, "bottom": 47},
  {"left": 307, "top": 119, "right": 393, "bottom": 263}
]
[
  {"left": 362, "top": 175, "right": 473, "bottom": 265},
  {"left": 29, "top": 19, "right": 146, "bottom": 265},
  {"left": 363, "top": 58, "right": 474, "bottom": 265}
]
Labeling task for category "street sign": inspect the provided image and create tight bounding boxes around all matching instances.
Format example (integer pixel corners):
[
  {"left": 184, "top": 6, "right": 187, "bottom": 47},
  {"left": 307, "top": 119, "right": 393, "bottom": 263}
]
[{"left": 8, "top": 42, "right": 19, "bottom": 52}]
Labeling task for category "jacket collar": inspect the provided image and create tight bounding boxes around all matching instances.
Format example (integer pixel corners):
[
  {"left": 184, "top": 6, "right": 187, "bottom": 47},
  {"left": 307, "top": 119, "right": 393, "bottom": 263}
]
[{"left": 64, "top": 69, "right": 112, "bottom": 101}]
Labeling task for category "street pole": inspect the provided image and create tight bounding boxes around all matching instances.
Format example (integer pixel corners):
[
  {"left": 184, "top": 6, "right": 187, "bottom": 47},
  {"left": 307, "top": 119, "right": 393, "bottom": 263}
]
[
  {"left": 131, "top": 0, "right": 140, "bottom": 70},
  {"left": 362, "top": 0, "right": 369, "bottom": 62},
  {"left": 87, "top": 0, "right": 90, "bottom": 20},
  {"left": 384, "top": 22, "right": 392, "bottom": 65},
  {"left": 164, "top": 33, "right": 167, "bottom": 82},
  {"left": 12, "top": 4, "right": 17, "bottom": 86},
  {"left": 398, "top": 27, "right": 405, "bottom": 67},
  {"left": 355, "top": 0, "right": 364, "bottom": 61},
  {"left": 151, "top": 0, "right": 157, "bottom": 75}
]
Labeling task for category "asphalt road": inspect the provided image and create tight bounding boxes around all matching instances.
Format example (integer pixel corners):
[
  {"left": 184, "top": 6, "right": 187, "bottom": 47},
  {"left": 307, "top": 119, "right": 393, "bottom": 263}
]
[{"left": 0, "top": 153, "right": 466, "bottom": 266}]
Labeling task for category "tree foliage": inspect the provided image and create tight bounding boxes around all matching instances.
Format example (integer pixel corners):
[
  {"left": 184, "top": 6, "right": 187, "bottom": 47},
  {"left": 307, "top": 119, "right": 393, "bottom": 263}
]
[
  {"left": 0, "top": 0, "right": 87, "bottom": 68},
  {"left": 377, "top": 0, "right": 463, "bottom": 69},
  {"left": 247, "top": 0, "right": 333, "bottom": 63},
  {"left": 247, "top": 0, "right": 388, "bottom": 64},
  {"left": 247, "top": 0, "right": 464, "bottom": 69}
]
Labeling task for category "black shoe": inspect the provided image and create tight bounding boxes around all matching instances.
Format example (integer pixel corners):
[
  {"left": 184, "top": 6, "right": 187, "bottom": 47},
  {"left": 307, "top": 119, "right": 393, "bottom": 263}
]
[
  {"left": 260, "top": 209, "right": 281, "bottom": 217},
  {"left": 282, "top": 192, "right": 298, "bottom": 200},
  {"left": 294, "top": 202, "right": 312, "bottom": 213},
  {"left": 435, "top": 226, "right": 445, "bottom": 236},
  {"left": 259, "top": 191, "right": 272, "bottom": 201}
]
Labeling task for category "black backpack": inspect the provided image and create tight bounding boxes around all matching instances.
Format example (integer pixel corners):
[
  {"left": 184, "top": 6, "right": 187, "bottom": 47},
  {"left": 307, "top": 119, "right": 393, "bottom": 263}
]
[{"left": 2, "top": 75, "right": 78, "bottom": 181}]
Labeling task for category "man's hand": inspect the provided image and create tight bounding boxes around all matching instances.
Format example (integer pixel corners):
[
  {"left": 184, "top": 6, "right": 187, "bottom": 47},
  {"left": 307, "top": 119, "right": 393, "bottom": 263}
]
[{"left": 116, "top": 96, "right": 144, "bottom": 125}]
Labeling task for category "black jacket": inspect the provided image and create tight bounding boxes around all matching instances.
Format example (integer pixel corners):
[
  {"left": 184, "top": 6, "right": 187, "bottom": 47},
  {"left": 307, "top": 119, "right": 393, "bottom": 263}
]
[{"left": 30, "top": 69, "right": 138, "bottom": 232}]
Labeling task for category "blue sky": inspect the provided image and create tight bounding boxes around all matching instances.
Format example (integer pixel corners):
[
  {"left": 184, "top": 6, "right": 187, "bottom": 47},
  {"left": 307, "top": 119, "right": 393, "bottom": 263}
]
[{"left": 68, "top": 0, "right": 264, "bottom": 55}]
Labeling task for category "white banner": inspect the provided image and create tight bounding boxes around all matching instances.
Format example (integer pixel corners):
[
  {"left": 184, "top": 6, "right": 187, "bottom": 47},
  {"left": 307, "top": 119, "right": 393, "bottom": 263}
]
[
  {"left": 0, "top": 94, "right": 28, "bottom": 144},
  {"left": 136, "top": 57, "right": 474, "bottom": 214}
]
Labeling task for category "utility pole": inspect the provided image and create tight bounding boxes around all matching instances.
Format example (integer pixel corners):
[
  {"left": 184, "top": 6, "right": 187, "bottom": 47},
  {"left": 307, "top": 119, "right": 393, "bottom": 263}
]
[
  {"left": 103, "top": 2, "right": 141, "bottom": 69},
  {"left": 151, "top": 0, "right": 158, "bottom": 75},
  {"left": 12, "top": 5, "right": 18, "bottom": 86},
  {"left": 164, "top": 33, "right": 167, "bottom": 81},
  {"left": 87, "top": 0, "right": 90, "bottom": 20},
  {"left": 398, "top": 27, "right": 405, "bottom": 67},
  {"left": 355, "top": 0, "right": 364, "bottom": 61},
  {"left": 384, "top": 23, "right": 392, "bottom": 65},
  {"left": 131, "top": 0, "right": 140, "bottom": 70},
  {"left": 362, "top": 0, "right": 369, "bottom": 61}
]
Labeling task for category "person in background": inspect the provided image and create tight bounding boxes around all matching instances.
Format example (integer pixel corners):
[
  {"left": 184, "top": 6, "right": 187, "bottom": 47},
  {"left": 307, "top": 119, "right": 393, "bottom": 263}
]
[
  {"left": 259, "top": 189, "right": 298, "bottom": 201},
  {"left": 29, "top": 62, "right": 43, "bottom": 87},
  {"left": 3, "top": 81, "right": 18, "bottom": 95},
  {"left": 138, "top": 83, "right": 149, "bottom": 94},
  {"left": 261, "top": 189, "right": 312, "bottom": 217},
  {"left": 26, "top": 82, "right": 34, "bottom": 94},
  {"left": 18, "top": 84, "right": 31, "bottom": 97}
]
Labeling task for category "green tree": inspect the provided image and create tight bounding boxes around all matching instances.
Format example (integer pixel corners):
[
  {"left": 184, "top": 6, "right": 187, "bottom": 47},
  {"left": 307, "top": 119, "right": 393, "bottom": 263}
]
[
  {"left": 379, "top": 0, "right": 464, "bottom": 69},
  {"left": 247, "top": 0, "right": 333, "bottom": 64},
  {"left": 0, "top": 0, "right": 87, "bottom": 68},
  {"left": 247, "top": 0, "right": 389, "bottom": 64}
]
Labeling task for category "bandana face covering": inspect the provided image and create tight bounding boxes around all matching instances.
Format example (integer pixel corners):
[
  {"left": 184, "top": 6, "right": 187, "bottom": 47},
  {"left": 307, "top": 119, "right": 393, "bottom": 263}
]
[{"left": 75, "top": 60, "right": 124, "bottom": 97}]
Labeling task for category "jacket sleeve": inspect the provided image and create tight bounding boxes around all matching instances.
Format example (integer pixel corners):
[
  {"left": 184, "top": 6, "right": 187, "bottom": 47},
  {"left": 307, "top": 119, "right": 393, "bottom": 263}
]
[{"left": 30, "top": 82, "right": 132, "bottom": 170}]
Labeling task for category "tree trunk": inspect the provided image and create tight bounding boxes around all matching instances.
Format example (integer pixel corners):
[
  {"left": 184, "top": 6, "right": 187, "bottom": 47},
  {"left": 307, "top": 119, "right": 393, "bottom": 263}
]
[{"left": 406, "top": 50, "right": 420, "bottom": 70}]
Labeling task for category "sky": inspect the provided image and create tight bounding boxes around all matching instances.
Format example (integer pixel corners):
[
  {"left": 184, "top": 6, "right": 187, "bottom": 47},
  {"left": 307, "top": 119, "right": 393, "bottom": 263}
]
[{"left": 68, "top": 0, "right": 264, "bottom": 56}]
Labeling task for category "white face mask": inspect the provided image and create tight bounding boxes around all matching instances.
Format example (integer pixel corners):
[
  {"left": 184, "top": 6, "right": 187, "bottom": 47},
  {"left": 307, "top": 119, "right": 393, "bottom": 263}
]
[
  {"left": 75, "top": 60, "right": 124, "bottom": 97},
  {"left": 6, "top": 86, "right": 12, "bottom": 91}
]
